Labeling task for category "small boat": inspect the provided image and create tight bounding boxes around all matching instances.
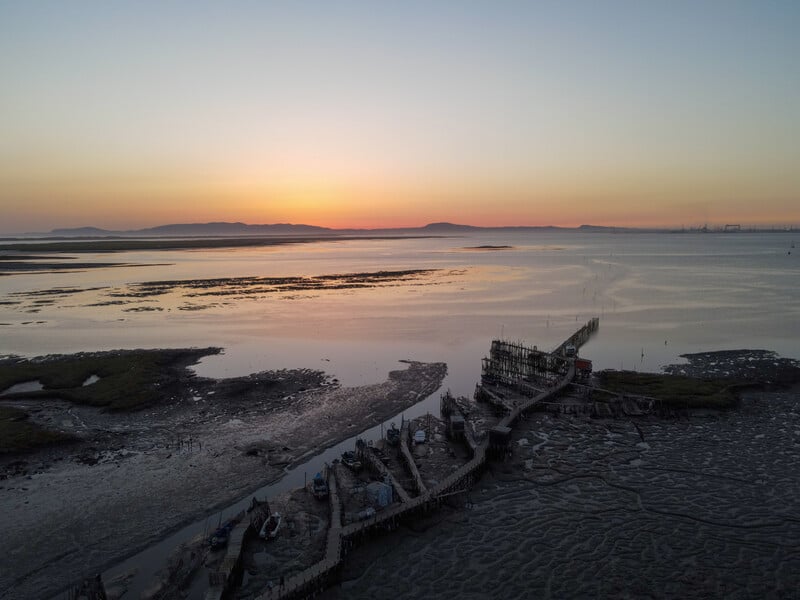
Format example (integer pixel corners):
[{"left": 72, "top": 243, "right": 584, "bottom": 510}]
[
  {"left": 259, "top": 512, "right": 281, "bottom": 539},
  {"left": 386, "top": 423, "right": 401, "bottom": 446},
  {"left": 413, "top": 429, "right": 426, "bottom": 444},
  {"left": 356, "top": 507, "right": 376, "bottom": 521},
  {"left": 312, "top": 473, "right": 329, "bottom": 499},
  {"left": 208, "top": 521, "right": 235, "bottom": 550},
  {"left": 372, "top": 447, "right": 391, "bottom": 465},
  {"left": 341, "top": 450, "right": 362, "bottom": 471}
]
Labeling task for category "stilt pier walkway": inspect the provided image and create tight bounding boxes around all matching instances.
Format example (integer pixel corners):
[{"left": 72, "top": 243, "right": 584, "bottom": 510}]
[
  {"left": 254, "top": 319, "right": 598, "bottom": 600},
  {"left": 553, "top": 317, "right": 600, "bottom": 357},
  {"left": 358, "top": 441, "right": 412, "bottom": 504},
  {"left": 399, "top": 418, "right": 427, "bottom": 496}
]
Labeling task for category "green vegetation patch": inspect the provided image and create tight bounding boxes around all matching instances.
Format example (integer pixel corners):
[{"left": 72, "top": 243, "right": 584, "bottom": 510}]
[
  {"left": 0, "top": 347, "right": 220, "bottom": 411},
  {"left": 0, "top": 406, "right": 76, "bottom": 453},
  {"left": 598, "top": 370, "right": 740, "bottom": 409}
]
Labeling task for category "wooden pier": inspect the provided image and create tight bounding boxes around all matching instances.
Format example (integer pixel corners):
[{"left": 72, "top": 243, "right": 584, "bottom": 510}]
[
  {"left": 250, "top": 319, "right": 597, "bottom": 600},
  {"left": 441, "top": 391, "right": 478, "bottom": 454},
  {"left": 552, "top": 316, "right": 600, "bottom": 357},
  {"left": 203, "top": 510, "right": 249, "bottom": 600},
  {"left": 481, "top": 341, "right": 571, "bottom": 391},
  {"left": 399, "top": 418, "right": 427, "bottom": 496},
  {"left": 357, "top": 441, "right": 412, "bottom": 504},
  {"left": 66, "top": 575, "right": 107, "bottom": 600}
]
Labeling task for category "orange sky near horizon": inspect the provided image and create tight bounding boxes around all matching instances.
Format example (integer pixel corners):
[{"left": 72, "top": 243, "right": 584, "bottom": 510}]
[
  {"left": 1, "top": 2, "right": 798, "bottom": 233},
  {"left": 3, "top": 156, "right": 797, "bottom": 231}
]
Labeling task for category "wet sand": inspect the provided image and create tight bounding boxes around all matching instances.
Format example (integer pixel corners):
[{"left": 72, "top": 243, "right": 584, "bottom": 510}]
[
  {"left": 324, "top": 386, "right": 800, "bottom": 599},
  {"left": 0, "top": 360, "right": 446, "bottom": 600}
]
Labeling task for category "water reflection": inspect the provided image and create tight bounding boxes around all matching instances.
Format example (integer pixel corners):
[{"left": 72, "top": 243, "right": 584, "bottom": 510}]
[{"left": 5, "top": 231, "right": 798, "bottom": 598}]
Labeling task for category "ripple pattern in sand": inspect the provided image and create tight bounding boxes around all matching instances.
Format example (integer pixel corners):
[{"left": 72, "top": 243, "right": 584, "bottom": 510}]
[{"left": 326, "top": 390, "right": 800, "bottom": 599}]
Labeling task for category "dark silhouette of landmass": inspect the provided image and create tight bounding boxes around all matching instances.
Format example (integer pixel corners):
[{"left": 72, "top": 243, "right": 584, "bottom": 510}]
[
  {"left": 33, "top": 222, "right": 634, "bottom": 238},
  {"left": 3, "top": 221, "right": 793, "bottom": 239},
  {"left": 49, "top": 222, "right": 332, "bottom": 237}
]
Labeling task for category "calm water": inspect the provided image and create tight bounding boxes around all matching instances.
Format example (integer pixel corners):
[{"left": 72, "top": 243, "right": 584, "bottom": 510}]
[{"left": 2, "top": 231, "right": 798, "bottom": 394}]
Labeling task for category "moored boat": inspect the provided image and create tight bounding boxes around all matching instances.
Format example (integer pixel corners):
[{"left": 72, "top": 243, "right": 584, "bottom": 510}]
[
  {"left": 259, "top": 512, "right": 282, "bottom": 539},
  {"left": 208, "top": 520, "right": 236, "bottom": 550},
  {"left": 312, "top": 472, "right": 329, "bottom": 499},
  {"left": 341, "top": 450, "right": 362, "bottom": 471},
  {"left": 386, "top": 423, "right": 401, "bottom": 446}
]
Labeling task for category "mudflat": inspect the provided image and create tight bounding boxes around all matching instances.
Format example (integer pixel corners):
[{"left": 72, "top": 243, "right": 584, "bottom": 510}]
[
  {"left": 322, "top": 354, "right": 800, "bottom": 600},
  {"left": 0, "top": 350, "right": 446, "bottom": 600}
]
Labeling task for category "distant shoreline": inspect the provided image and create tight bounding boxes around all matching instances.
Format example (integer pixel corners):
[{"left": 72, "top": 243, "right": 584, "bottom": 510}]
[
  {"left": 1, "top": 227, "right": 796, "bottom": 254},
  {"left": 0, "top": 234, "right": 439, "bottom": 254},
  {"left": 3, "top": 219, "right": 798, "bottom": 240}
]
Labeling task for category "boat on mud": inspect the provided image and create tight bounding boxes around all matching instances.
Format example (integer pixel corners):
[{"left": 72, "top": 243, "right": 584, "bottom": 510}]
[
  {"left": 208, "top": 519, "right": 237, "bottom": 550},
  {"left": 372, "top": 446, "right": 391, "bottom": 465},
  {"left": 341, "top": 450, "right": 362, "bottom": 471},
  {"left": 259, "top": 512, "right": 282, "bottom": 539},
  {"left": 386, "top": 423, "right": 401, "bottom": 446},
  {"left": 312, "top": 472, "right": 329, "bottom": 499}
]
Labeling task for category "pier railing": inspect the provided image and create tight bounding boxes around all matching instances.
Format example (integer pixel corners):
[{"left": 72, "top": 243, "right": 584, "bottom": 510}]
[
  {"left": 358, "top": 442, "right": 412, "bottom": 504},
  {"left": 552, "top": 317, "right": 600, "bottom": 357},
  {"left": 253, "top": 320, "right": 595, "bottom": 600},
  {"left": 399, "top": 418, "right": 428, "bottom": 496}
]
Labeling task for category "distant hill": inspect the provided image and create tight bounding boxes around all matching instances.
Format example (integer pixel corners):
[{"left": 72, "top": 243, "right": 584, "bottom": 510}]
[
  {"left": 142, "top": 222, "right": 332, "bottom": 236},
  {"left": 50, "top": 222, "right": 333, "bottom": 237},
  {"left": 39, "top": 221, "right": 648, "bottom": 238},
  {"left": 339, "top": 222, "right": 572, "bottom": 234},
  {"left": 49, "top": 226, "right": 113, "bottom": 236},
  {"left": 420, "top": 222, "right": 481, "bottom": 232},
  {"left": 577, "top": 224, "right": 624, "bottom": 232}
]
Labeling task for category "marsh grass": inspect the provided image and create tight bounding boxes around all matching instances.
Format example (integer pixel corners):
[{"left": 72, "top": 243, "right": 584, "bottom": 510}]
[
  {"left": 0, "top": 349, "right": 219, "bottom": 453},
  {"left": 598, "top": 371, "right": 740, "bottom": 408},
  {"left": 0, "top": 348, "right": 218, "bottom": 410},
  {"left": 0, "top": 406, "right": 76, "bottom": 453}
]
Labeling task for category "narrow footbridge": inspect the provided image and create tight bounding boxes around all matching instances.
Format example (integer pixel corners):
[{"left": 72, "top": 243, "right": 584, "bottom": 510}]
[{"left": 232, "top": 319, "right": 599, "bottom": 600}]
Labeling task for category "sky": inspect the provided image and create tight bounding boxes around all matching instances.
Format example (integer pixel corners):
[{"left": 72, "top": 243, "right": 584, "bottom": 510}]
[{"left": 1, "top": 1, "right": 798, "bottom": 233}]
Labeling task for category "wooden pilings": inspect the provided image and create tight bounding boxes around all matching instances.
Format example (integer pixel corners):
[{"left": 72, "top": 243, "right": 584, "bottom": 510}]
[
  {"left": 399, "top": 419, "right": 427, "bottom": 496},
  {"left": 481, "top": 341, "right": 570, "bottom": 392},
  {"left": 203, "top": 510, "right": 250, "bottom": 600},
  {"left": 250, "top": 320, "right": 595, "bottom": 600},
  {"left": 67, "top": 575, "right": 107, "bottom": 600},
  {"left": 552, "top": 317, "right": 600, "bottom": 357},
  {"left": 358, "top": 444, "right": 412, "bottom": 504}
]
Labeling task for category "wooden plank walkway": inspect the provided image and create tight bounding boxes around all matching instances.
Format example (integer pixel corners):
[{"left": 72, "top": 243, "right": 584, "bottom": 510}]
[
  {"left": 479, "top": 385, "right": 514, "bottom": 413},
  {"left": 252, "top": 320, "right": 596, "bottom": 600},
  {"left": 203, "top": 510, "right": 249, "bottom": 600},
  {"left": 359, "top": 444, "right": 412, "bottom": 504},
  {"left": 552, "top": 317, "right": 600, "bottom": 357},
  {"left": 399, "top": 418, "right": 427, "bottom": 495},
  {"left": 255, "top": 469, "right": 342, "bottom": 599}
]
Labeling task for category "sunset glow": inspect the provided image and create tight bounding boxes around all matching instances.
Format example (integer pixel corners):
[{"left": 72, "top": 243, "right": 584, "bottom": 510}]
[{"left": 1, "top": 1, "right": 798, "bottom": 233}]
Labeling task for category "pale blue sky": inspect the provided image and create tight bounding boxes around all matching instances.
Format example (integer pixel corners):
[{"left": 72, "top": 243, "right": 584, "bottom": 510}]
[{"left": 1, "top": 1, "right": 798, "bottom": 231}]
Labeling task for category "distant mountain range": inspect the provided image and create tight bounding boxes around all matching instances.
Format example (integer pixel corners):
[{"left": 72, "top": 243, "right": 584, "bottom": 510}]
[
  {"left": 48, "top": 222, "right": 333, "bottom": 237},
  {"left": 42, "top": 221, "right": 626, "bottom": 238}
]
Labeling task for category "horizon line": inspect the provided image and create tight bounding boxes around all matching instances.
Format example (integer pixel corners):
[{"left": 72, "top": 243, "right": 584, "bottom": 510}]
[{"left": 4, "top": 220, "right": 800, "bottom": 237}]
